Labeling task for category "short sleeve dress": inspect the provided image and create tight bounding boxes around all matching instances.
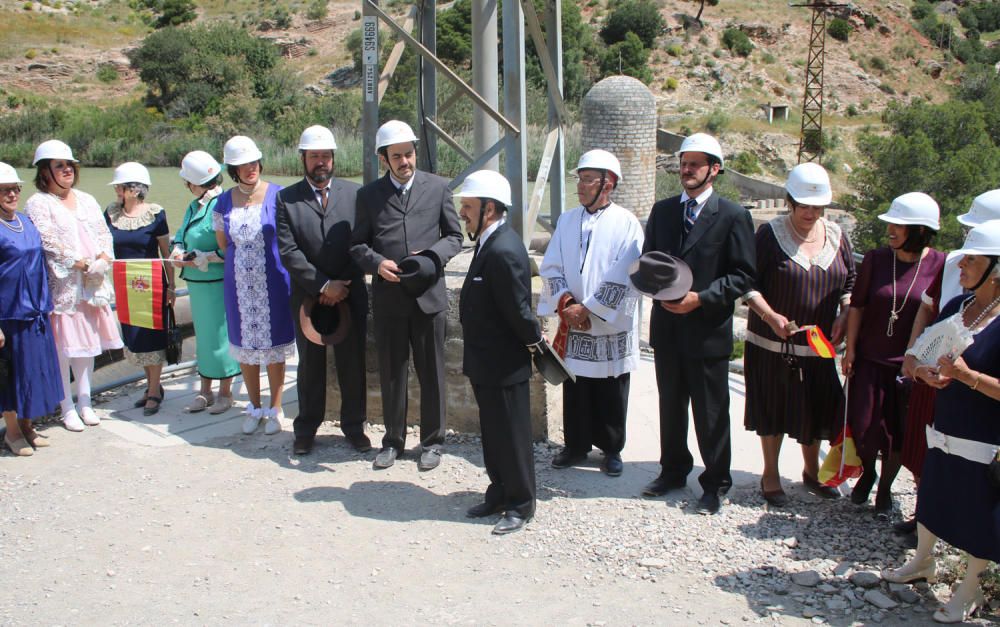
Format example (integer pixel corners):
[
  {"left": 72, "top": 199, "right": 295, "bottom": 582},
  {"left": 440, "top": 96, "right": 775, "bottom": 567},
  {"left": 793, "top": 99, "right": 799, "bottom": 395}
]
[
  {"left": 212, "top": 184, "right": 295, "bottom": 365},
  {"left": 105, "top": 203, "right": 169, "bottom": 365}
]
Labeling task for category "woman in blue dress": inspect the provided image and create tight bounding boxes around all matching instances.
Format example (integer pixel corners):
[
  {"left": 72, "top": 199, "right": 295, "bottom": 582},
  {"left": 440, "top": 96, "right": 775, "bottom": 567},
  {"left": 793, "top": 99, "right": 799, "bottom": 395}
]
[
  {"left": 104, "top": 162, "right": 175, "bottom": 416},
  {"left": 213, "top": 136, "right": 294, "bottom": 437},
  {"left": 881, "top": 221, "right": 1000, "bottom": 624},
  {"left": 0, "top": 162, "right": 63, "bottom": 456}
]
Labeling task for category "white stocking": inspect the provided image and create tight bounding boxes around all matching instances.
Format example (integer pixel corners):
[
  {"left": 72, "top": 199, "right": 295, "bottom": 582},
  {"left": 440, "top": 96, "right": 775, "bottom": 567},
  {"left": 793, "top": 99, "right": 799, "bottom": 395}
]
[
  {"left": 58, "top": 353, "right": 74, "bottom": 414},
  {"left": 70, "top": 357, "right": 93, "bottom": 409}
]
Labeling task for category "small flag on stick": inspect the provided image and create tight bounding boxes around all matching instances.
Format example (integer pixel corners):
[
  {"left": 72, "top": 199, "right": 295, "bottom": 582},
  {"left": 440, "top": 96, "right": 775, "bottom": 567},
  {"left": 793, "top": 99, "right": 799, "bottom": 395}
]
[
  {"left": 804, "top": 325, "right": 836, "bottom": 359},
  {"left": 113, "top": 259, "right": 166, "bottom": 330}
]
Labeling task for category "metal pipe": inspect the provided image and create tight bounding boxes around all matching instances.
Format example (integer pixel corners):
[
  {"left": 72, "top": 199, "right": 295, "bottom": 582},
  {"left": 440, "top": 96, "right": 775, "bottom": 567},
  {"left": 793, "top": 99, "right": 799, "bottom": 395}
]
[{"left": 472, "top": 0, "right": 499, "bottom": 170}]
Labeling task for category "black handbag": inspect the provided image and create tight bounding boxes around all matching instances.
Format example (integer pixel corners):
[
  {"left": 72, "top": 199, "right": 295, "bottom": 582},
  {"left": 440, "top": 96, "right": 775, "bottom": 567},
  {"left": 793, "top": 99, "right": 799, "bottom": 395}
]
[
  {"left": 165, "top": 305, "right": 182, "bottom": 365},
  {"left": 989, "top": 451, "right": 1000, "bottom": 489}
]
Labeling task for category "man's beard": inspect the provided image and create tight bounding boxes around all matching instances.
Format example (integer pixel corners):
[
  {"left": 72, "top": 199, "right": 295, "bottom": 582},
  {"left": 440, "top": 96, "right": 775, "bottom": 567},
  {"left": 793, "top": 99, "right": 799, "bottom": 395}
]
[{"left": 308, "top": 166, "right": 331, "bottom": 183}]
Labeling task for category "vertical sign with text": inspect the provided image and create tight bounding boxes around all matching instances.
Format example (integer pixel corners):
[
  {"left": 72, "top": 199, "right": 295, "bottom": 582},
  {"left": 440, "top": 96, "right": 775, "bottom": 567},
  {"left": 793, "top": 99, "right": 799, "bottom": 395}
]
[{"left": 363, "top": 16, "right": 378, "bottom": 103}]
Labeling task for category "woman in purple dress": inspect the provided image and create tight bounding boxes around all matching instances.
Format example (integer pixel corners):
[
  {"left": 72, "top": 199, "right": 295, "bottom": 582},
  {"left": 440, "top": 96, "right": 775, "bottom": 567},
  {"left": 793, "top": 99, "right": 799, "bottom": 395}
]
[
  {"left": 881, "top": 221, "right": 1000, "bottom": 624},
  {"left": 842, "top": 192, "right": 946, "bottom": 519},
  {"left": 213, "top": 136, "right": 294, "bottom": 437},
  {"left": 0, "top": 162, "right": 63, "bottom": 456},
  {"left": 743, "top": 163, "right": 855, "bottom": 506}
]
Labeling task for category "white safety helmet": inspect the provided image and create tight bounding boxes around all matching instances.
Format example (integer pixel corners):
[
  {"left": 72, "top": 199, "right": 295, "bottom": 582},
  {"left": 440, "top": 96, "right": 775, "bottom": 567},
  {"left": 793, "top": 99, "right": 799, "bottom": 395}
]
[
  {"left": 957, "top": 189, "right": 1000, "bottom": 227},
  {"left": 109, "top": 162, "right": 151, "bottom": 187},
  {"left": 953, "top": 219, "right": 1000, "bottom": 257},
  {"left": 455, "top": 170, "right": 512, "bottom": 208},
  {"left": 785, "top": 162, "right": 832, "bottom": 206},
  {"left": 878, "top": 192, "right": 940, "bottom": 231},
  {"left": 179, "top": 151, "right": 222, "bottom": 186},
  {"left": 32, "top": 139, "right": 77, "bottom": 166},
  {"left": 298, "top": 125, "right": 337, "bottom": 152},
  {"left": 375, "top": 120, "right": 419, "bottom": 153},
  {"left": 574, "top": 149, "right": 623, "bottom": 184},
  {"left": 677, "top": 133, "right": 725, "bottom": 171},
  {"left": 0, "top": 162, "right": 23, "bottom": 185},
  {"left": 222, "top": 135, "right": 263, "bottom": 166}
]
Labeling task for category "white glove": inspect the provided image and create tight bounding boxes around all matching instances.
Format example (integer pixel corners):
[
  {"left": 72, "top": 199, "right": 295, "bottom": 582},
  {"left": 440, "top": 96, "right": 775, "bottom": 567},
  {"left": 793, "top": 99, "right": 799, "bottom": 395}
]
[
  {"left": 169, "top": 245, "right": 185, "bottom": 260},
  {"left": 193, "top": 251, "right": 210, "bottom": 271},
  {"left": 87, "top": 257, "right": 109, "bottom": 277}
]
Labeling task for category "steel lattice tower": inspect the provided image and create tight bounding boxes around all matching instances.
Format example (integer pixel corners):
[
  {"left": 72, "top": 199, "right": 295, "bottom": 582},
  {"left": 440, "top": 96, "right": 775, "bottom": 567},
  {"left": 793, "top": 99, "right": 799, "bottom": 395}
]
[{"left": 793, "top": 2, "right": 847, "bottom": 163}]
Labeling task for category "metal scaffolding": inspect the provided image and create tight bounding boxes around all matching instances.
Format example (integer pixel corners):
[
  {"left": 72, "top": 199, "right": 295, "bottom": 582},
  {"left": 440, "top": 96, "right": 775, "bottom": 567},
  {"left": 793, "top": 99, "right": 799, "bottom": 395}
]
[{"left": 792, "top": 1, "right": 847, "bottom": 164}]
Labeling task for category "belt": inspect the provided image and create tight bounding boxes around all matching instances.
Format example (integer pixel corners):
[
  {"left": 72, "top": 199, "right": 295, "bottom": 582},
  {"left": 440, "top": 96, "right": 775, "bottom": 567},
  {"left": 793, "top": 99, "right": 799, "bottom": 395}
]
[
  {"left": 925, "top": 424, "right": 998, "bottom": 465},
  {"left": 744, "top": 330, "right": 816, "bottom": 358}
]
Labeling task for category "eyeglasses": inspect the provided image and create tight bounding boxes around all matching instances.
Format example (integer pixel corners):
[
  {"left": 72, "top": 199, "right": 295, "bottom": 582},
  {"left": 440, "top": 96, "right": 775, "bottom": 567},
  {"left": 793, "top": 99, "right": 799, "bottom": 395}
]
[
  {"left": 0, "top": 185, "right": 21, "bottom": 195},
  {"left": 576, "top": 177, "right": 603, "bottom": 186}
]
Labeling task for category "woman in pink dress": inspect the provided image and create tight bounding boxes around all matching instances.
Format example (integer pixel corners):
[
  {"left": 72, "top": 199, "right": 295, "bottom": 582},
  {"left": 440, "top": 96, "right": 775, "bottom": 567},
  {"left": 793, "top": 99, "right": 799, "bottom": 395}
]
[{"left": 24, "top": 140, "right": 123, "bottom": 432}]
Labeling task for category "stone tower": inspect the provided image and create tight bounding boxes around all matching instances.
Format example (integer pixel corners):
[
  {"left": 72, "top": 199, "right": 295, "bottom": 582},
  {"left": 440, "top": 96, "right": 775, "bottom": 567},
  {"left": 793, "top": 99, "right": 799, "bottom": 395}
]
[{"left": 580, "top": 75, "right": 657, "bottom": 219}]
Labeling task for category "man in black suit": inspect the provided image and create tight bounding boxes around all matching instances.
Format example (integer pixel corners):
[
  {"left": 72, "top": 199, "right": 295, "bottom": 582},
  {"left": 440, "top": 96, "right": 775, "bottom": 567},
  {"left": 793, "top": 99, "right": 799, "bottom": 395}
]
[
  {"left": 641, "top": 133, "right": 756, "bottom": 515},
  {"left": 276, "top": 125, "right": 370, "bottom": 456},
  {"left": 457, "top": 170, "right": 542, "bottom": 535},
  {"left": 351, "top": 120, "right": 463, "bottom": 471}
]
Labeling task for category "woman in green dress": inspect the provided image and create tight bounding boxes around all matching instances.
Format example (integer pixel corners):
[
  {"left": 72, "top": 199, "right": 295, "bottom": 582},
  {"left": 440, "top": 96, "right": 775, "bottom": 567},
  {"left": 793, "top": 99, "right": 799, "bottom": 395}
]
[{"left": 170, "top": 151, "right": 240, "bottom": 413}]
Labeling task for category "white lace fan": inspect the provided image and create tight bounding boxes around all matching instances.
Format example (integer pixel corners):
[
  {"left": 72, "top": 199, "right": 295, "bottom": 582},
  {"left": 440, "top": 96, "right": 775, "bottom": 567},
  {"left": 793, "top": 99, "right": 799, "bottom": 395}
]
[{"left": 907, "top": 312, "right": 974, "bottom": 366}]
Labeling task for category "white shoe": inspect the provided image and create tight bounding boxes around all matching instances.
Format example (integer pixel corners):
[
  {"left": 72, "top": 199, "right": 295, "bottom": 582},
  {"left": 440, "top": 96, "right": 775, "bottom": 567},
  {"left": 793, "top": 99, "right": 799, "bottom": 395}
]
[
  {"left": 241, "top": 405, "right": 262, "bottom": 434},
  {"left": 264, "top": 408, "right": 282, "bottom": 435},
  {"left": 62, "top": 409, "right": 85, "bottom": 432},
  {"left": 79, "top": 406, "right": 100, "bottom": 426}
]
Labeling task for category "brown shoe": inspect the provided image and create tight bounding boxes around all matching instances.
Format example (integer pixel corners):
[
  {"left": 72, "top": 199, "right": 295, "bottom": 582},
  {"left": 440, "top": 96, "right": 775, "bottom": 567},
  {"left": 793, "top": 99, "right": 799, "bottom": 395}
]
[{"left": 4, "top": 436, "right": 34, "bottom": 457}]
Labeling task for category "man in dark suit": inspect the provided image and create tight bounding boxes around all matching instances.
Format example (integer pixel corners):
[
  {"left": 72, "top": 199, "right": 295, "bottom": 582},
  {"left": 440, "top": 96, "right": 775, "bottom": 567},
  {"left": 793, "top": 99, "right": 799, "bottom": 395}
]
[
  {"left": 276, "top": 125, "right": 370, "bottom": 456},
  {"left": 641, "top": 133, "right": 756, "bottom": 515},
  {"left": 457, "top": 170, "right": 542, "bottom": 535},
  {"left": 351, "top": 120, "right": 463, "bottom": 471}
]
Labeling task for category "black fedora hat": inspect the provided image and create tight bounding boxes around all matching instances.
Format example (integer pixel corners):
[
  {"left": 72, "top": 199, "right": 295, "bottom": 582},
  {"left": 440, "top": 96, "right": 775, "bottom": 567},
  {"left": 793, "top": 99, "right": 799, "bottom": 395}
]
[
  {"left": 299, "top": 296, "right": 352, "bottom": 346},
  {"left": 628, "top": 251, "right": 693, "bottom": 301},
  {"left": 529, "top": 338, "right": 575, "bottom": 386},
  {"left": 397, "top": 251, "right": 441, "bottom": 298}
]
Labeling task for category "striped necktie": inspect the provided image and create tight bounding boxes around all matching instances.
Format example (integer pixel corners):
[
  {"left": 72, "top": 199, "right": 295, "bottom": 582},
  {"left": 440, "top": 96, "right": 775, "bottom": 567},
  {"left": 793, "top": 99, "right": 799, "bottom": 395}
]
[{"left": 683, "top": 198, "right": 698, "bottom": 234}]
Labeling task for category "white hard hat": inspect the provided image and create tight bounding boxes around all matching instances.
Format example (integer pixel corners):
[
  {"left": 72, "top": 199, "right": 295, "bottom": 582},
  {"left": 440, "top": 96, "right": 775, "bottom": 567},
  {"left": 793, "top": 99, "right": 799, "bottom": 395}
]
[
  {"left": 179, "top": 151, "right": 222, "bottom": 186},
  {"left": 878, "top": 192, "right": 940, "bottom": 230},
  {"left": 298, "top": 125, "right": 337, "bottom": 151},
  {"left": 574, "top": 149, "right": 623, "bottom": 183},
  {"left": 375, "top": 120, "right": 418, "bottom": 153},
  {"left": 785, "top": 162, "right": 832, "bottom": 206},
  {"left": 953, "top": 219, "right": 1000, "bottom": 257},
  {"left": 223, "top": 135, "right": 263, "bottom": 166},
  {"left": 109, "top": 162, "right": 151, "bottom": 187},
  {"left": 32, "top": 139, "right": 77, "bottom": 166},
  {"left": 957, "top": 189, "right": 1000, "bottom": 227},
  {"left": 0, "top": 162, "right": 23, "bottom": 185},
  {"left": 454, "top": 170, "right": 512, "bottom": 208},
  {"left": 677, "top": 133, "right": 725, "bottom": 171}
]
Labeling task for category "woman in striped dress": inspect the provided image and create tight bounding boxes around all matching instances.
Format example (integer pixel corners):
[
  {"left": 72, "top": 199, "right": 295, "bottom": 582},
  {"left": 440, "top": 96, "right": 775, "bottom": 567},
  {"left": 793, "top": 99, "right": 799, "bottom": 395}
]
[{"left": 743, "top": 164, "right": 856, "bottom": 506}]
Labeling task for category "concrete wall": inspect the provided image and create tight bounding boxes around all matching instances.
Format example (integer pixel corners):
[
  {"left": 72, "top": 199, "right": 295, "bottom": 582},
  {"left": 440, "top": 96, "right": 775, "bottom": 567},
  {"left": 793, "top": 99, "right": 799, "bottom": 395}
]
[{"left": 323, "top": 248, "right": 562, "bottom": 441}]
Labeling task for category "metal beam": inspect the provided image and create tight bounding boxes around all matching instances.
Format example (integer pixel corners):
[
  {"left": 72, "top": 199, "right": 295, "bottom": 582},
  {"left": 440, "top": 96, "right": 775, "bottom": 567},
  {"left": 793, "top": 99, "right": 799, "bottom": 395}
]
[
  {"left": 419, "top": 0, "right": 438, "bottom": 170},
  {"left": 363, "top": 0, "right": 520, "bottom": 135},
  {"left": 447, "top": 138, "right": 507, "bottom": 190},
  {"left": 502, "top": 0, "right": 528, "bottom": 240},
  {"left": 525, "top": 126, "right": 560, "bottom": 240},
  {"left": 520, "top": 0, "right": 570, "bottom": 126},
  {"left": 378, "top": 5, "right": 417, "bottom": 102},
  {"left": 361, "top": 2, "right": 380, "bottom": 182},
  {"left": 473, "top": 0, "right": 500, "bottom": 170},
  {"left": 423, "top": 116, "right": 474, "bottom": 162},
  {"left": 544, "top": 0, "right": 565, "bottom": 227}
]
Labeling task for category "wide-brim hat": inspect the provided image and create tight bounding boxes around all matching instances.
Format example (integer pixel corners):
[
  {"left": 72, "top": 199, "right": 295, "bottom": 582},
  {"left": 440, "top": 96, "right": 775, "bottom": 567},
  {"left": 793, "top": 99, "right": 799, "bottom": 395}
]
[
  {"left": 299, "top": 297, "right": 351, "bottom": 346},
  {"left": 530, "top": 339, "right": 575, "bottom": 386},
  {"left": 397, "top": 251, "right": 441, "bottom": 298},
  {"left": 628, "top": 251, "right": 693, "bottom": 301}
]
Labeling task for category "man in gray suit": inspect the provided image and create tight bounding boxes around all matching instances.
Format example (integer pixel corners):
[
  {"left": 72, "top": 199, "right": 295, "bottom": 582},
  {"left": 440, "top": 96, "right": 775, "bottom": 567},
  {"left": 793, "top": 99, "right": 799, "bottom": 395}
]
[
  {"left": 351, "top": 120, "right": 463, "bottom": 471},
  {"left": 277, "top": 125, "right": 370, "bottom": 456}
]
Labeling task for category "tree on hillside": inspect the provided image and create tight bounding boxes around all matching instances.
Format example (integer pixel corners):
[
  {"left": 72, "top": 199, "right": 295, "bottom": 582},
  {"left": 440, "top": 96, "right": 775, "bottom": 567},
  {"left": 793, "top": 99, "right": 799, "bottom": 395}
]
[
  {"left": 599, "top": 31, "right": 653, "bottom": 84},
  {"left": 694, "top": 0, "right": 720, "bottom": 26},
  {"left": 600, "top": 0, "right": 664, "bottom": 48}
]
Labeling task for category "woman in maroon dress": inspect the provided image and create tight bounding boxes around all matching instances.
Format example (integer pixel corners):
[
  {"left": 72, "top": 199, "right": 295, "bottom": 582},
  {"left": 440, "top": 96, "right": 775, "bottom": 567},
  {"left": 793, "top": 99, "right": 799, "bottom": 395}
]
[
  {"left": 743, "top": 163, "right": 855, "bottom": 506},
  {"left": 842, "top": 192, "right": 946, "bottom": 520}
]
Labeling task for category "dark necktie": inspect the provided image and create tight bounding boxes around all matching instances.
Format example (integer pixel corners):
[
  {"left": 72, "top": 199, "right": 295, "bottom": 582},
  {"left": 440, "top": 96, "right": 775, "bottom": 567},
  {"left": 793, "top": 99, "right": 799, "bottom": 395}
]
[
  {"left": 683, "top": 198, "right": 698, "bottom": 234},
  {"left": 319, "top": 187, "right": 329, "bottom": 209},
  {"left": 473, "top": 240, "right": 481, "bottom": 259}
]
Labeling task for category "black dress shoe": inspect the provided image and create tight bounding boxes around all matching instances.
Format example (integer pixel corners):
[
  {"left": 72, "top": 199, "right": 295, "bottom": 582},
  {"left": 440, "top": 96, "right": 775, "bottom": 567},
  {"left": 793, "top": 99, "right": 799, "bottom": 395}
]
[
  {"left": 418, "top": 448, "right": 442, "bottom": 471},
  {"left": 695, "top": 491, "right": 721, "bottom": 515},
  {"left": 642, "top": 475, "right": 687, "bottom": 497},
  {"left": 802, "top": 472, "right": 841, "bottom": 499},
  {"left": 466, "top": 501, "right": 504, "bottom": 518},
  {"left": 373, "top": 446, "right": 399, "bottom": 469},
  {"left": 850, "top": 471, "right": 877, "bottom": 505},
  {"left": 602, "top": 453, "right": 623, "bottom": 477},
  {"left": 873, "top": 490, "right": 895, "bottom": 522},
  {"left": 551, "top": 448, "right": 589, "bottom": 469},
  {"left": 492, "top": 513, "right": 529, "bottom": 535},
  {"left": 293, "top": 436, "right": 314, "bottom": 455},
  {"left": 345, "top": 432, "right": 372, "bottom": 453},
  {"left": 760, "top": 478, "right": 789, "bottom": 507},
  {"left": 893, "top": 518, "right": 918, "bottom": 535}
]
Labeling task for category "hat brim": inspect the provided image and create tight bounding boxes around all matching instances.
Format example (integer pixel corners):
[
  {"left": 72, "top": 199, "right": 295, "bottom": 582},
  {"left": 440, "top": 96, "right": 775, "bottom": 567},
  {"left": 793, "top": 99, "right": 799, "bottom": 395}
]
[
  {"left": 628, "top": 258, "right": 694, "bottom": 302},
  {"left": 877, "top": 214, "right": 940, "bottom": 230},
  {"left": 299, "top": 298, "right": 351, "bottom": 346},
  {"left": 531, "top": 339, "right": 575, "bottom": 385},
  {"left": 788, "top": 192, "right": 832, "bottom": 206}
]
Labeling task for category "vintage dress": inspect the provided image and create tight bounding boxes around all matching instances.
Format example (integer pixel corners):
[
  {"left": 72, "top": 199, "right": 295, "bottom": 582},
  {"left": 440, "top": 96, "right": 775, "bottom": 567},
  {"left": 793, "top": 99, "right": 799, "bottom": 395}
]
[
  {"left": 743, "top": 217, "right": 856, "bottom": 443},
  {"left": 24, "top": 190, "right": 122, "bottom": 358},
  {"left": 213, "top": 184, "right": 295, "bottom": 365},
  {"left": 0, "top": 212, "right": 63, "bottom": 419},
  {"left": 173, "top": 188, "right": 239, "bottom": 380},
  {"left": 916, "top": 296, "right": 1000, "bottom": 561},
  {"left": 105, "top": 203, "right": 168, "bottom": 366},
  {"left": 847, "top": 246, "right": 945, "bottom": 459}
]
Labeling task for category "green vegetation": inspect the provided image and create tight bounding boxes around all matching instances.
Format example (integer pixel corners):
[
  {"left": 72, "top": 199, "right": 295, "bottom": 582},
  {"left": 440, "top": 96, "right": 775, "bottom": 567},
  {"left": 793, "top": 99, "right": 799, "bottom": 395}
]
[
  {"left": 96, "top": 63, "right": 119, "bottom": 83},
  {"left": 599, "top": 0, "right": 664, "bottom": 49},
  {"left": 730, "top": 151, "right": 761, "bottom": 175},
  {"left": 721, "top": 28, "right": 752, "bottom": 57},
  {"left": 599, "top": 31, "right": 652, "bottom": 84},
  {"left": 827, "top": 18, "right": 852, "bottom": 42}
]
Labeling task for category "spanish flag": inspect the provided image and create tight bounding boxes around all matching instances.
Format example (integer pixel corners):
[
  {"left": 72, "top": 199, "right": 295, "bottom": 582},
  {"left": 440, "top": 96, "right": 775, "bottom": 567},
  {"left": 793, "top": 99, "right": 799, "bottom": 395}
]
[
  {"left": 805, "top": 326, "right": 836, "bottom": 359},
  {"left": 818, "top": 423, "right": 863, "bottom": 487},
  {"left": 113, "top": 259, "right": 166, "bottom": 330}
]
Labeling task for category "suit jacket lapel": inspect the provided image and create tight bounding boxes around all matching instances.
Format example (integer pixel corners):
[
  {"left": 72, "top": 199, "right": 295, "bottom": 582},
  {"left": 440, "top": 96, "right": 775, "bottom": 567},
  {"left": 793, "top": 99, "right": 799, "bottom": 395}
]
[
  {"left": 298, "top": 179, "right": 325, "bottom": 217},
  {"left": 403, "top": 171, "right": 425, "bottom": 214},
  {"left": 680, "top": 193, "right": 720, "bottom": 256},
  {"left": 380, "top": 174, "right": 405, "bottom": 214}
]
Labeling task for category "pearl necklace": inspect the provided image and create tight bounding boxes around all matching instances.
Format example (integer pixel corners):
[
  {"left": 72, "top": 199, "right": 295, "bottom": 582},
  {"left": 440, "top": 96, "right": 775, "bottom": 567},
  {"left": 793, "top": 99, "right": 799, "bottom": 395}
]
[
  {"left": 886, "top": 250, "right": 924, "bottom": 337},
  {"left": 961, "top": 292, "right": 1000, "bottom": 333},
  {"left": 787, "top": 216, "right": 820, "bottom": 243},
  {"left": 237, "top": 181, "right": 260, "bottom": 196},
  {"left": 0, "top": 213, "right": 24, "bottom": 233}
]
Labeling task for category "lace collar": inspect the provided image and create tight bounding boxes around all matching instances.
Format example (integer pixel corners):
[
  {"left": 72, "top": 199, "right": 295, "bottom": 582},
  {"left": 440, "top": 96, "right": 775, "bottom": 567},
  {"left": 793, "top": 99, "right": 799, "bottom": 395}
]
[
  {"left": 106, "top": 202, "right": 164, "bottom": 230},
  {"left": 770, "top": 215, "right": 841, "bottom": 271}
]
